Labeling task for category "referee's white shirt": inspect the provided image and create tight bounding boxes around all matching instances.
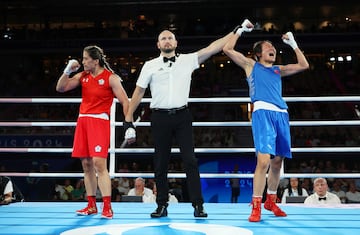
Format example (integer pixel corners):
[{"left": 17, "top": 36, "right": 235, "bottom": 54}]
[
  {"left": 304, "top": 191, "right": 341, "bottom": 204},
  {"left": 136, "top": 53, "right": 199, "bottom": 109}
]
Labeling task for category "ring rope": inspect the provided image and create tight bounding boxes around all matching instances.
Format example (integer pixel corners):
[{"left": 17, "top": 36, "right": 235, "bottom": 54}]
[
  {"left": 1, "top": 172, "right": 360, "bottom": 179},
  {"left": 1, "top": 120, "right": 360, "bottom": 127},
  {"left": 1, "top": 147, "right": 360, "bottom": 153},
  {"left": 1, "top": 96, "right": 359, "bottom": 179},
  {"left": 1, "top": 96, "right": 360, "bottom": 103}
]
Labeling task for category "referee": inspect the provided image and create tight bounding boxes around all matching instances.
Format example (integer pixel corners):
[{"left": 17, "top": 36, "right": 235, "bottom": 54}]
[{"left": 124, "top": 29, "right": 234, "bottom": 218}]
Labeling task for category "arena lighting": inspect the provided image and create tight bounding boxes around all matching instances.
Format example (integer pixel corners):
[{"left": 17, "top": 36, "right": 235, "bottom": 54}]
[
  {"left": 329, "top": 55, "right": 352, "bottom": 63},
  {"left": 3, "top": 27, "right": 12, "bottom": 40},
  {"left": 3, "top": 33, "right": 11, "bottom": 39},
  {"left": 329, "top": 55, "right": 352, "bottom": 62}
]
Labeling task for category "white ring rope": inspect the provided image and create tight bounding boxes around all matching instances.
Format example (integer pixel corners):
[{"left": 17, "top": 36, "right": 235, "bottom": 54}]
[
  {"left": 0, "top": 122, "right": 77, "bottom": 127},
  {"left": 1, "top": 120, "right": 360, "bottom": 127},
  {"left": 1, "top": 96, "right": 360, "bottom": 103},
  {"left": 1, "top": 97, "right": 359, "bottom": 179},
  {"left": 1, "top": 172, "right": 360, "bottom": 179},
  {"left": 1, "top": 147, "right": 360, "bottom": 153}
]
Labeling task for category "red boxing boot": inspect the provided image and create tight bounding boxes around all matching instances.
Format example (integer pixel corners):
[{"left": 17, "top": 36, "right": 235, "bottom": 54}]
[
  {"left": 101, "top": 196, "right": 113, "bottom": 219},
  {"left": 248, "top": 197, "right": 262, "bottom": 222},
  {"left": 264, "top": 193, "right": 287, "bottom": 217},
  {"left": 76, "top": 196, "right": 98, "bottom": 215},
  {"left": 101, "top": 207, "right": 113, "bottom": 219}
]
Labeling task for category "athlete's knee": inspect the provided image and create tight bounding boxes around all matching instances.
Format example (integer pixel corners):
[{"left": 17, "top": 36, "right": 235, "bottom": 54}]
[
  {"left": 270, "top": 156, "right": 283, "bottom": 170},
  {"left": 256, "top": 152, "right": 271, "bottom": 168},
  {"left": 93, "top": 158, "right": 107, "bottom": 172}
]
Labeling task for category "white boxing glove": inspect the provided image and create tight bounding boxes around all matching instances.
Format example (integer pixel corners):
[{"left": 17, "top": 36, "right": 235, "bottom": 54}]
[
  {"left": 125, "top": 127, "right": 136, "bottom": 139},
  {"left": 63, "top": 59, "right": 80, "bottom": 75},
  {"left": 235, "top": 19, "right": 254, "bottom": 35},
  {"left": 282, "top": 32, "right": 298, "bottom": 49}
]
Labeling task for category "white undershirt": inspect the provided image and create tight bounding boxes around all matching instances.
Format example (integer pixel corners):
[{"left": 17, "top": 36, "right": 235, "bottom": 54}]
[
  {"left": 253, "top": 101, "right": 287, "bottom": 113},
  {"left": 78, "top": 113, "right": 109, "bottom": 120}
]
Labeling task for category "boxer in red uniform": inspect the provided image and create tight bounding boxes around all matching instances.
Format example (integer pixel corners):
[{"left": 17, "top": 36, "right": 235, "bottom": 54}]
[{"left": 56, "top": 45, "right": 129, "bottom": 219}]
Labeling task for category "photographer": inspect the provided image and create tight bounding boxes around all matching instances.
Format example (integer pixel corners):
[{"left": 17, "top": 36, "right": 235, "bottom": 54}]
[{"left": 0, "top": 176, "right": 14, "bottom": 205}]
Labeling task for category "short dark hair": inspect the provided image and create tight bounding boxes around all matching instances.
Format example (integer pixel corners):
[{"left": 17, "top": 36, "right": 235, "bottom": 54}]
[{"left": 252, "top": 40, "right": 273, "bottom": 61}]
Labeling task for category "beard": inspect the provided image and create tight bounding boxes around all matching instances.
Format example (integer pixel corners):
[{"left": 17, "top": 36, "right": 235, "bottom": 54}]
[{"left": 160, "top": 47, "right": 175, "bottom": 54}]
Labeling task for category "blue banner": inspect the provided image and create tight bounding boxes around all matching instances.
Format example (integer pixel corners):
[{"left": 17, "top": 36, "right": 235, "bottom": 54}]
[{"left": 199, "top": 155, "right": 256, "bottom": 203}]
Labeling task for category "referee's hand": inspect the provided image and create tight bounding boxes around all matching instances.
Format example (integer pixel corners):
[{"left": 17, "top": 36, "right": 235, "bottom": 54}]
[{"left": 124, "top": 121, "right": 136, "bottom": 144}]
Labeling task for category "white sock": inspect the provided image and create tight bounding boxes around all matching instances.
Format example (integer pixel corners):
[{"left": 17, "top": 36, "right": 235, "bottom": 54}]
[{"left": 267, "top": 190, "right": 277, "bottom": 195}]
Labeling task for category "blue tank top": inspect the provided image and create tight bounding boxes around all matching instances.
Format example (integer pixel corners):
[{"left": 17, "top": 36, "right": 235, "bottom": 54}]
[{"left": 246, "top": 62, "right": 287, "bottom": 109}]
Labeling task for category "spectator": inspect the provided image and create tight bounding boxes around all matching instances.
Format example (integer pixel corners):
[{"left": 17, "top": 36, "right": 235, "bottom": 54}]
[
  {"left": 230, "top": 164, "right": 241, "bottom": 203},
  {"left": 304, "top": 178, "right": 341, "bottom": 204},
  {"left": 331, "top": 181, "right": 347, "bottom": 203},
  {"left": 116, "top": 177, "right": 131, "bottom": 195},
  {"left": 301, "top": 178, "right": 313, "bottom": 194},
  {"left": 26, "top": 163, "right": 53, "bottom": 201},
  {"left": 345, "top": 182, "right": 360, "bottom": 203},
  {"left": 127, "top": 177, "right": 154, "bottom": 202},
  {"left": 143, "top": 183, "right": 178, "bottom": 203},
  {"left": 0, "top": 175, "right": 24, "bottom": 205},
  {"left": 111, "top": 179, "right": 121, "bottom": 202},
  {"left": 71, "top": 179, "right": 86, "bottom": 201},
  {"left": 62, "top": 179, "right": 74, "bottom": 200},
  {"left": 281, "top": 177, "right": 309, "bottom": 203},
  {"left": 54, "top": 182, "right": 65, "bottom": 201},
  {"left": 0, "top": 176, "right": 14, "bottom": 205}
]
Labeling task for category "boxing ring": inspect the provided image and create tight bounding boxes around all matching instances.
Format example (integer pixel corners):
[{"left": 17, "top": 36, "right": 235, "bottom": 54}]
[{"left": 1, "top": 96, "right": 360, "bottom": 235}]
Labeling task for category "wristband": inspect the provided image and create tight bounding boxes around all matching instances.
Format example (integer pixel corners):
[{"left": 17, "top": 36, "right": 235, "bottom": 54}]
[
  {"left": 235, "top": 27, "right": 245, "bottom": 35},
  {"left": 63, "top": 67, "right": 72, "bottom": 76},
  {"left": 124, "top": 121, "right": 135, "bottom": 130},
  {"left": 233, "top": 25, "right": 241, "bottom": 34}
]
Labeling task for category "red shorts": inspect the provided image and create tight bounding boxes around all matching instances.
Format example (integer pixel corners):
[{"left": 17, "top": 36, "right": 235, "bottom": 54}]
[{"left": 72, "top": 116, "right": 110, "bottom": 158}]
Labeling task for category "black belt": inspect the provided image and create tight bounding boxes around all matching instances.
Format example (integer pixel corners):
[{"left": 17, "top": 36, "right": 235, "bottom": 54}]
[{"left": 151, "top": 105, "right": 188, "bottom": 115}]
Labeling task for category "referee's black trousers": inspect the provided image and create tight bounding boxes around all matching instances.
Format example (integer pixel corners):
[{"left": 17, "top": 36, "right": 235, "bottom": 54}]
[{"left": 151, "top": 108, "right": 204, "bottom": 207}]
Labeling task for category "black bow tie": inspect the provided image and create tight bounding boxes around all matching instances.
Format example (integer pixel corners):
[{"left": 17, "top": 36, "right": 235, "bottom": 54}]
[
  {"left": 163, "top": 56, "right": 176, "bottom": 63},
  {"left": 319, "top": 197, "right": 327, "bottom": 201}
]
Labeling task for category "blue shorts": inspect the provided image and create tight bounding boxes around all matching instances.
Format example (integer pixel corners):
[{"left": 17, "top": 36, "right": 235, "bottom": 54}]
[{"left": 251, "top": 109, "right": 292, "bottom": 159}]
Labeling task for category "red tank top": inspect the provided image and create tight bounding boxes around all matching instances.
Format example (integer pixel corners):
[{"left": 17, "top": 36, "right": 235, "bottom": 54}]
[{"left": 79, "top": 69, "right": 114, "bottom": 115}]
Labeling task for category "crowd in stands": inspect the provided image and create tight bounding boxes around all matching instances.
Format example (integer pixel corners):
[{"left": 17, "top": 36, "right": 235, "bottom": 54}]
[
  {"left": 46, "top": 162, "right": 360, "bottom": 204},
  {"left": 278, "top": 177, "right": 360, "bottom": 204},
  {"left": 1, "top": 15, "right": 359, "bottom": 41},
  {"left": 2, "top": 154, "right": 360, "bottom": 204},
  {"left": 1, "top": 53, "right": 359, "bottom": 150}
]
